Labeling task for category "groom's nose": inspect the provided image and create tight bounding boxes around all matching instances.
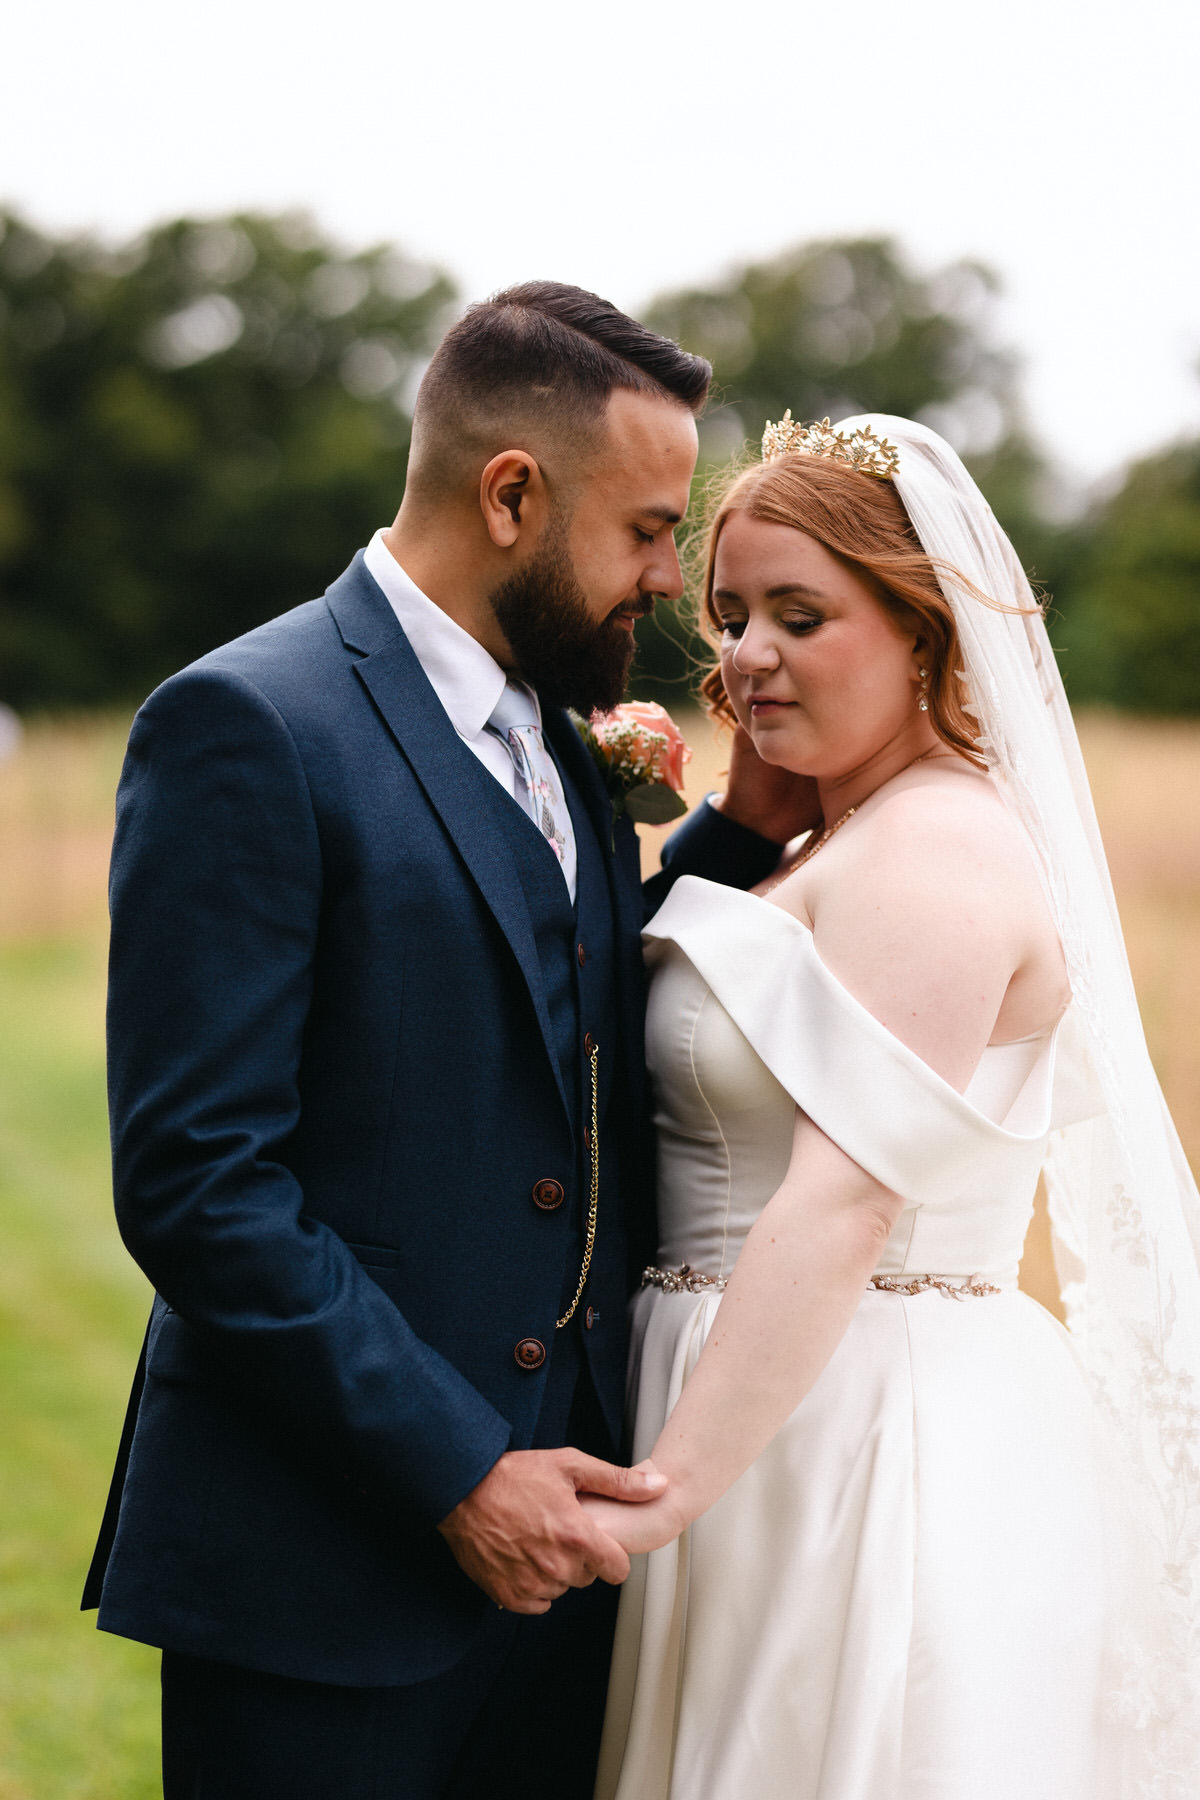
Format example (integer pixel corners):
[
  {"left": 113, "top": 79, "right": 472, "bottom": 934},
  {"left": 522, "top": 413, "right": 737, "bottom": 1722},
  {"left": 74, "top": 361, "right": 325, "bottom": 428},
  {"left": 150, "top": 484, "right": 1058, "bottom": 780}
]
[{"left": 641, "top": 537, "right": 684, "bottom": 604}]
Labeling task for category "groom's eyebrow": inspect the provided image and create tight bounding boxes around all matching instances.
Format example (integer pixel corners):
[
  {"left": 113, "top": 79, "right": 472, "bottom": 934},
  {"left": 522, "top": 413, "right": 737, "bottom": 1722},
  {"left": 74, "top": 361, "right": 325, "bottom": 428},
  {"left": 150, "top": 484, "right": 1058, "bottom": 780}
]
[{"left": 641, "top": 505, "right": 684, "bottom": 525}]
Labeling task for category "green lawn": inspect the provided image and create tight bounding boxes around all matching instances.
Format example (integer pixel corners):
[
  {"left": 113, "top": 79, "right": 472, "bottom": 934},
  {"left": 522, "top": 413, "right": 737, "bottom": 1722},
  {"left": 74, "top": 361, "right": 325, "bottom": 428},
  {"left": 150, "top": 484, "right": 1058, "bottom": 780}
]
[{"left": 0, "top": 931, "right": 159, "bottom": 1799}]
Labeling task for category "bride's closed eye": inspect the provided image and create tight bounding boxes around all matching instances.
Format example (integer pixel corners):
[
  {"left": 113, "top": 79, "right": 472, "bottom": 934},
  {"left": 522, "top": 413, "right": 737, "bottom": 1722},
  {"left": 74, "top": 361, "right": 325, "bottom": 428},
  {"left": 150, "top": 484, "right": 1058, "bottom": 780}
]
[{"left": 718, "top": 614, "right": 822, "bottom": 638}]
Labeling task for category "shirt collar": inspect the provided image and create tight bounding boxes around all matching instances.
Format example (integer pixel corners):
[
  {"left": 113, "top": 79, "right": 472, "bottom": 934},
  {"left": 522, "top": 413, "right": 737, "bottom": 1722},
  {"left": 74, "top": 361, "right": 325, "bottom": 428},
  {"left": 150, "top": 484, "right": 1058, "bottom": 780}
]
[{"left": 363, "top": 529, "right": 536, "bottom": 740}]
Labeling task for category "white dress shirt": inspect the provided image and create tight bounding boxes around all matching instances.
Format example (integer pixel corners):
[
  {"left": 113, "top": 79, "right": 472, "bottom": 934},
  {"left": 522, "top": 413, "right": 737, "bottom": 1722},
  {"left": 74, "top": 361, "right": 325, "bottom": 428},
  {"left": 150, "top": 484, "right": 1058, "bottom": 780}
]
[{"left": 362, "top": 530, "right": 577, "bottom": 899}]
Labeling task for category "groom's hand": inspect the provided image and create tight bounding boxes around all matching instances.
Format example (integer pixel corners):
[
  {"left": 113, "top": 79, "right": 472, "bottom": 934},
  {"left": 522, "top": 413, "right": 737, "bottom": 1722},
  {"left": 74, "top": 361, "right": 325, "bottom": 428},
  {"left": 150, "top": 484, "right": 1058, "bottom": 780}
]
[
  {"left": 715, "top": 723, "right": 822, "bottom": 845},
  {"left": 437, "top": 1449, "right": 667, "bottom": 1615}
]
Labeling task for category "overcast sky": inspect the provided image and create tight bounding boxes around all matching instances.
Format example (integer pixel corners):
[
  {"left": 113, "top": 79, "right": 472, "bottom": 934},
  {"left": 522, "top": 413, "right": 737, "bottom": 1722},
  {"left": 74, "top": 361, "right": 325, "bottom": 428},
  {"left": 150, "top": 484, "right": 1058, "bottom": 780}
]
[{"left": 4, "top": 0, "right": 1198, "bottom": 487}]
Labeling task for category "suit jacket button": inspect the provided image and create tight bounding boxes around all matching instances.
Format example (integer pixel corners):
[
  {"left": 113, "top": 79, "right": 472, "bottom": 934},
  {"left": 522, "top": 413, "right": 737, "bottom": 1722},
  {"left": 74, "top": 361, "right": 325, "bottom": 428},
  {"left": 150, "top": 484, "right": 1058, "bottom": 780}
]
[
  {"left": 514, "top": 1338, "right": 546, "bottom": 1370},
  {"left": 577, "top": 942, "right": 587, "bottom": 967},
  {"left": 532, "top": 1178, "right": 565, "bottom": 1211}
]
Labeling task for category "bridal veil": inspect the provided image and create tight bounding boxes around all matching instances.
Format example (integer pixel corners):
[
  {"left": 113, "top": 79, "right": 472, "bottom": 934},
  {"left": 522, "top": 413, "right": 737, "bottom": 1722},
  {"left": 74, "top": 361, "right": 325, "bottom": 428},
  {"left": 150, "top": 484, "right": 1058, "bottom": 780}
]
[{"left": 835, "top": 415, "right": 1200, "bottom": 1783}]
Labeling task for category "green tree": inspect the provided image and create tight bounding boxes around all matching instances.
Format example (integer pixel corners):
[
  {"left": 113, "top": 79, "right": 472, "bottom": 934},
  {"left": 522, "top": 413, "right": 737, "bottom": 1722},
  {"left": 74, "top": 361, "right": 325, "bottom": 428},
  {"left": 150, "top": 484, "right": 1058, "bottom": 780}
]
[
  {"left": 647, "top": 238, "right": 1019, "bottom": 465},
  {"left": 1052, "top": 440, "right": 1200, "bottom": 711},
  {"left": 631, "top": 238, "right": 1058, "bottom": 702},
  {"left": 0, "top": 212, "right": 455, "bottom": 706}
]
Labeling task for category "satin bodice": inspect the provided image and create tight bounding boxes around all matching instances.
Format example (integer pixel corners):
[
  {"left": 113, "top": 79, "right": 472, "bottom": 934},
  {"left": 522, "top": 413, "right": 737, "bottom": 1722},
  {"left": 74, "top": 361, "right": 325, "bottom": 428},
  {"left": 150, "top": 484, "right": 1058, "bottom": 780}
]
[{"left": 644, "top": 878, "right": 1098, "bottom": 1288}]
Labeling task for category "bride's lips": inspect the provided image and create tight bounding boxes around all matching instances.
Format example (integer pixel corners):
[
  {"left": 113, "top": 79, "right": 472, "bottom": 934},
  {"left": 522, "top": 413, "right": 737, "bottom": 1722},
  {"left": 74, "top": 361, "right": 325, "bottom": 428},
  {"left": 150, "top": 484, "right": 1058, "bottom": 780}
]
[{"left": 748, "top": 696, "right": 794, "bottom": 715}]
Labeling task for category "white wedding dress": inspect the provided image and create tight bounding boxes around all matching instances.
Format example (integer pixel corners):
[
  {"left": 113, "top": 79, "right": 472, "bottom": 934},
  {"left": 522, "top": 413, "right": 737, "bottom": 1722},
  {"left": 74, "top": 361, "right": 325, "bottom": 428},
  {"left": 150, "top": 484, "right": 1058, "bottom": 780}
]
[{"left": 595, "top": 875, "right": 1136, "bottom": 1800}]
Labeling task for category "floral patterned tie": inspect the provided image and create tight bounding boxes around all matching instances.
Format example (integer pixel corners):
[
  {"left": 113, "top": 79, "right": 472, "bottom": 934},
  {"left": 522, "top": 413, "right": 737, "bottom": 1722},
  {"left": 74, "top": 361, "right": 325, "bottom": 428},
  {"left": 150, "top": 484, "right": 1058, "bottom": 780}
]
[{"left": 485, "top": 682, "right": 576, "bottom": 895}]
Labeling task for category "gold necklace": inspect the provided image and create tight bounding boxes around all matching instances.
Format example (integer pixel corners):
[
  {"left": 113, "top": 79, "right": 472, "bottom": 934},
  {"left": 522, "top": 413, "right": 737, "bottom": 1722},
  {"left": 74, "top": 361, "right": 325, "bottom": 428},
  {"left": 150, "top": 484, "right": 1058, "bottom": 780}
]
[{"left": 764, "top": 746, "right": 952, "bottom": 892}]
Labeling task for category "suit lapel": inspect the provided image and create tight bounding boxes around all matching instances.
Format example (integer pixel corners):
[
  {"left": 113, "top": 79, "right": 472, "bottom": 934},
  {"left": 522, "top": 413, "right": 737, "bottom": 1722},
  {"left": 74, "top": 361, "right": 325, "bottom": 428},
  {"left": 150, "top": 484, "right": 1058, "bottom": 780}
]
[{"left": 326, "top": 557, "right": 571, "bottom": 1122}]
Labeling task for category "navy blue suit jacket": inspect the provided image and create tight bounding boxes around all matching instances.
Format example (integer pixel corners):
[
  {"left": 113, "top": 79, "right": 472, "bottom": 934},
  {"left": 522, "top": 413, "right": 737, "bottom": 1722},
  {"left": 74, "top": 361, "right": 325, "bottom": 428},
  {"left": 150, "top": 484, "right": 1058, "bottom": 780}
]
[{"left": 85, "top": 553, "right": 781, "bottom": 1686}]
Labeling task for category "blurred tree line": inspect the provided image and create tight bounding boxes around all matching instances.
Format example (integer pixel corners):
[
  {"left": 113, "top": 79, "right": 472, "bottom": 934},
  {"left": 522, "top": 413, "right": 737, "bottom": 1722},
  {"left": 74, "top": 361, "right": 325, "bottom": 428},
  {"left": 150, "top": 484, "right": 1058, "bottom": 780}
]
[
  {"left": 0, "top": 211, "right": 1197, "bottom": 711},
  {"left": 0, "top": 210, "right": 452, "bottom": 704}
]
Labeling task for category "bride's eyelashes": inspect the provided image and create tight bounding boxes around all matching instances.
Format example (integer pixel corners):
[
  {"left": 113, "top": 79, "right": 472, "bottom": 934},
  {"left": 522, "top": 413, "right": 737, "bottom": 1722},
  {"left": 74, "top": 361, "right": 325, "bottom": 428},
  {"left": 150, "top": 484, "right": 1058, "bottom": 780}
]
[{"left": 718, "top": 612, "right": 822, "bottom": 638}]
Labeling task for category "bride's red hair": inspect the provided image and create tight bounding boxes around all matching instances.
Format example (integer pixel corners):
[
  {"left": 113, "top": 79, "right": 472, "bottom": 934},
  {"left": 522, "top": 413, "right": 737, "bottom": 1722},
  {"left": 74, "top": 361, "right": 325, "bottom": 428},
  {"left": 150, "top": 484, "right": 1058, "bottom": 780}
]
[{"left": 696, "top": 455, "right": 991, "bottom": 768}]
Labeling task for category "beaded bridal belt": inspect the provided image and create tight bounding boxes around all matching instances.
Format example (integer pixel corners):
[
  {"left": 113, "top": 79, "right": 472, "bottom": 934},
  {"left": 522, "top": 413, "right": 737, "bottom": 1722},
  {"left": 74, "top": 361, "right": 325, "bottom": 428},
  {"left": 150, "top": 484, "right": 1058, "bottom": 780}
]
[{"left": 641, "top": 1264, "right": 1002, "bottom": 1301}]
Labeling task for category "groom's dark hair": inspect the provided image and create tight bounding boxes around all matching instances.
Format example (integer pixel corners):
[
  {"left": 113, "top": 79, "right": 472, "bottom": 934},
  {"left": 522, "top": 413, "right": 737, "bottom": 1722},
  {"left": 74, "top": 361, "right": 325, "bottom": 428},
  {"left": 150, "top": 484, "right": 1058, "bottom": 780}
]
[{"left": 407, "top": 280, "right": 711, "bottom": 501}]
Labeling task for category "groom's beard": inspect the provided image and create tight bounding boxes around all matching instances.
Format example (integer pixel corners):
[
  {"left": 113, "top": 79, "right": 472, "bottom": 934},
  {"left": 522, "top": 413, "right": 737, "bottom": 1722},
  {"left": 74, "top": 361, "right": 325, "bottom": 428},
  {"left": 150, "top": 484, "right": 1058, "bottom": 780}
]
[{"left": 491, "top": 531, "right": 644, "bottom": 716}]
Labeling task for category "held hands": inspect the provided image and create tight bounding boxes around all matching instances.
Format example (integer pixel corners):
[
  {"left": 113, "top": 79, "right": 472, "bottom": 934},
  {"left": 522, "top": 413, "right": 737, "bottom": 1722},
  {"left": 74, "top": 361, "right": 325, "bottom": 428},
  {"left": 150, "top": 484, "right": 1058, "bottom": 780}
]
[
  {"left": 715, "top": 725, "right": 822, "bottom": 846},
  {"left": 437, "top": 1448, "right": 668, "bottom": 1615},
  {"left": 578, "top": 1460, "right": 687, "bottom": 1557}
]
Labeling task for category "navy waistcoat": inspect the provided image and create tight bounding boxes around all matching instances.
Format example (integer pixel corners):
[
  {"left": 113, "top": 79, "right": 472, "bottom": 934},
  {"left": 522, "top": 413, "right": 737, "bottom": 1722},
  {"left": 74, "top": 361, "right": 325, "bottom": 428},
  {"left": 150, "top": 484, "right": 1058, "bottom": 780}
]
[{"left": 481, "top": 735, "right": 621, "bottom": 1366}]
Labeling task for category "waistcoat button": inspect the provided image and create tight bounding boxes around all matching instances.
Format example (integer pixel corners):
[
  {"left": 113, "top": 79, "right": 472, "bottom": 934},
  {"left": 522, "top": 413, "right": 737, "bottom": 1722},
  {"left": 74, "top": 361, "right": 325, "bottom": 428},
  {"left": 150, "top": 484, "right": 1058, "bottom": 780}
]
[
  {"left": 585, "top": 1306, "right": 600, "bottom": 1330},
  {"left": 514, "top": 1337, "right": 546, "bottom": 1370},
  {"left": 577, "top": 942, "right": 587, "bottom": 966},
  {"left": 583, "top": 1031, "right": 595, "bottom": 1056},
  {"left": 532, "top": 1178, "right": 565, "bottom": 1212}
]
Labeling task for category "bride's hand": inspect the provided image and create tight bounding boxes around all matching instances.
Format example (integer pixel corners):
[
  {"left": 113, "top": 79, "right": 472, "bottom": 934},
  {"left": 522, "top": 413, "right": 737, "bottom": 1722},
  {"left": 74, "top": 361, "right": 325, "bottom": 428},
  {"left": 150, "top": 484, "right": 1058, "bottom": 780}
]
[
  {"left": 579, "top": 1461, "right": 687, "bottom": 1556},
  {"left": 715, "top": 725, "right": 822, "bottom": 845}
]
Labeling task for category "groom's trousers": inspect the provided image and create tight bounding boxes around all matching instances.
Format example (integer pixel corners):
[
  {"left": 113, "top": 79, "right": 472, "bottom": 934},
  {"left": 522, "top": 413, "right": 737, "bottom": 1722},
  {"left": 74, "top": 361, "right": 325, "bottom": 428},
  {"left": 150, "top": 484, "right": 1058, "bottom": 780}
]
[
  {"left": 163, "top": 1579, "right": 617, "bottom": 1800},
  {"left": 161, "top": 1346, "right": 620, "bottom": 1800}
]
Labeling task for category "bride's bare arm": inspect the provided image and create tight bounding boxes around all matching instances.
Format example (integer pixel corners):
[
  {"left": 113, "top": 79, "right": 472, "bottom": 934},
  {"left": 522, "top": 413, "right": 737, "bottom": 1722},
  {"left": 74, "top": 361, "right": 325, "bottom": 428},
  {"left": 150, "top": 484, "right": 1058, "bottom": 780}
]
[
  {"left": 584, "top": 786, "right": 1066, "bottom": 1556},
  {"left": 583, "top": 1115, "right": 906, "bottom": 1553}
]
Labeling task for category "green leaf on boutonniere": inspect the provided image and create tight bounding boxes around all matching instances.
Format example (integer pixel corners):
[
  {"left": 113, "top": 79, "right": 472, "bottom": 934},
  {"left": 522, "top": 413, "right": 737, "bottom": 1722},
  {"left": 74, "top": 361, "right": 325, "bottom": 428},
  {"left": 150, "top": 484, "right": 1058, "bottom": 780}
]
[{"left": 624, "top": 781, "right": 688, "bottom": 825}]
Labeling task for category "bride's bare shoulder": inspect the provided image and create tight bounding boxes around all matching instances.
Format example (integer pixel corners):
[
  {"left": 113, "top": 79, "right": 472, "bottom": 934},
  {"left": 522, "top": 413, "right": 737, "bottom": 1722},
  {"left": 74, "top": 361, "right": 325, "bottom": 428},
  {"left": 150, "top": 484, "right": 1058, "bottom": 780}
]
[
  {"left": 792, "top": 766, "right": 1059, "bottom": 1082},
  {"left": 805, "top": 763, "right": 1046, "bottom": 955},
  {"left": 857, "top": 762, "right": 1020, "bottom": 860}
]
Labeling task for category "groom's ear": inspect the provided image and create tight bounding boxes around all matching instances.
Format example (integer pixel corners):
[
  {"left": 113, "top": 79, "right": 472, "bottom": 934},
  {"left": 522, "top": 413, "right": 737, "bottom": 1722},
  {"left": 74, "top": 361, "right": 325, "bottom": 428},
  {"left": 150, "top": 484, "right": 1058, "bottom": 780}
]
[{"left": 480, "top": 449, "right": 548, "bottom": 548}]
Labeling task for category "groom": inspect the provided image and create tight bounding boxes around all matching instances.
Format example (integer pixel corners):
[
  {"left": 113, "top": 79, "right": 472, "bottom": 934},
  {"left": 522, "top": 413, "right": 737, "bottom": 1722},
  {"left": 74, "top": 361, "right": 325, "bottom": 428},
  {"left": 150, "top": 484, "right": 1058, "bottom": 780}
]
[{"left": 83, "top": 282, "right": 798, "bottom": 1797}]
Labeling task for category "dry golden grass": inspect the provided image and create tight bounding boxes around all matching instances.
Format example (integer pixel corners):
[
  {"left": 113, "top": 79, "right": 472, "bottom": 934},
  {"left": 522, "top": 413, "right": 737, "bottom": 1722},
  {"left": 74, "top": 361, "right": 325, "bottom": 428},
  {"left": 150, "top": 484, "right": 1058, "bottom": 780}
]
[
  {"left": 0, "top": 715, "right": 129, "bottom": 943},
  {"left": 1077, "top": 714, "right": 1200, "bottom": 1145}
]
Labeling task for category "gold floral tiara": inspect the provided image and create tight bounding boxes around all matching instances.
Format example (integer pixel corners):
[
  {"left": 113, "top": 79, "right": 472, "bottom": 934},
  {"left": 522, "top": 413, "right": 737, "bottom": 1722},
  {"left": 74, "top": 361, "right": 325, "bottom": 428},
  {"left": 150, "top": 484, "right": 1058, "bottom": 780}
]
[{"left": 760, "top": 411, "right": 900, "bottom": 480}]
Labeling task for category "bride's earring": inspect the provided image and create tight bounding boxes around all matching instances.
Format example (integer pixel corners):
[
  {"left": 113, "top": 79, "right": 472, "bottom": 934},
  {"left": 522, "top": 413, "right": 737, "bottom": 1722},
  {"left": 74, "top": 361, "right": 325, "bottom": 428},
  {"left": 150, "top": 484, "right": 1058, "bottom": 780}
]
[{"left": 917, "top": 667, "right": 930, "bottom": 713}]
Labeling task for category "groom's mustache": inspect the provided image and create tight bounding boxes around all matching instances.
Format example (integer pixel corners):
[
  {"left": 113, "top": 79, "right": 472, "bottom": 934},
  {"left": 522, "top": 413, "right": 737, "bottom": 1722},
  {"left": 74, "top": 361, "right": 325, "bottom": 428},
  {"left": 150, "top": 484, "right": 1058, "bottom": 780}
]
[{"left": 608, "top": 595, "right": 656, "bottom": 625}]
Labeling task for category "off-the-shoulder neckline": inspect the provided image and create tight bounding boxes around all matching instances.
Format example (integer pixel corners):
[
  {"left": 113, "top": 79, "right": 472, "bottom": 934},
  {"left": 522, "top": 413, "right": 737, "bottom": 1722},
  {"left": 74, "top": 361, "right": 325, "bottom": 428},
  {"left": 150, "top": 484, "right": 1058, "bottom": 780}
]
[
  {"left": 703, "top": 878, "right": 1056, "bottom": 1049},
  {"left": 645, "top": 875, "right": 1064, "bottom": 1138}
]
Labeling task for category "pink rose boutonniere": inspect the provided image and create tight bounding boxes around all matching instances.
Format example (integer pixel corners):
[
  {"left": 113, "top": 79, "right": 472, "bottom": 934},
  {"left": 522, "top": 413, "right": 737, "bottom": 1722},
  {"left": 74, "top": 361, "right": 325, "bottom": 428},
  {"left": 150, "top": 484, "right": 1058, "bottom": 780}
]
[{"left": 573, "top": 701, "right": 692, "bottom": 826}]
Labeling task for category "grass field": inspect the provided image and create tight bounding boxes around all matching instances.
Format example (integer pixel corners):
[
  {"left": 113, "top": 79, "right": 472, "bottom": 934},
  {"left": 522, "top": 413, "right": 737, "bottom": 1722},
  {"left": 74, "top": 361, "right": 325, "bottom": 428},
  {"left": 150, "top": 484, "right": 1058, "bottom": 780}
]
[
  {"left": 2, "top": 707, "right": 1200, "bottom": 1796},
  {"left": 0, "top": 719, "right": 158, "bottom": 1799}
]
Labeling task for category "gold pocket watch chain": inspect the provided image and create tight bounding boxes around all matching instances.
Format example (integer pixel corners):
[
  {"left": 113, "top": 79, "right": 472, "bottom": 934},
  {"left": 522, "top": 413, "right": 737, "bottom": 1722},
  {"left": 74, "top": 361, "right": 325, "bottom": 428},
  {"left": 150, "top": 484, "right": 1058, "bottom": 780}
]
[{"left": 556, "top": 1040, "right": 600, "bottom": 1330}]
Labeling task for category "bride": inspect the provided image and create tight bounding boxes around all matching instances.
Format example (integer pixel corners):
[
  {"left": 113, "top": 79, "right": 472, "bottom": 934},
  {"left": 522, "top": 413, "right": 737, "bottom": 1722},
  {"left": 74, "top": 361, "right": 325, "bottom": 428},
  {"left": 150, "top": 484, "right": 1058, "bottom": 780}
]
[{"left": 585, "top": 416, "right": 1200, "bottom": 1798}]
